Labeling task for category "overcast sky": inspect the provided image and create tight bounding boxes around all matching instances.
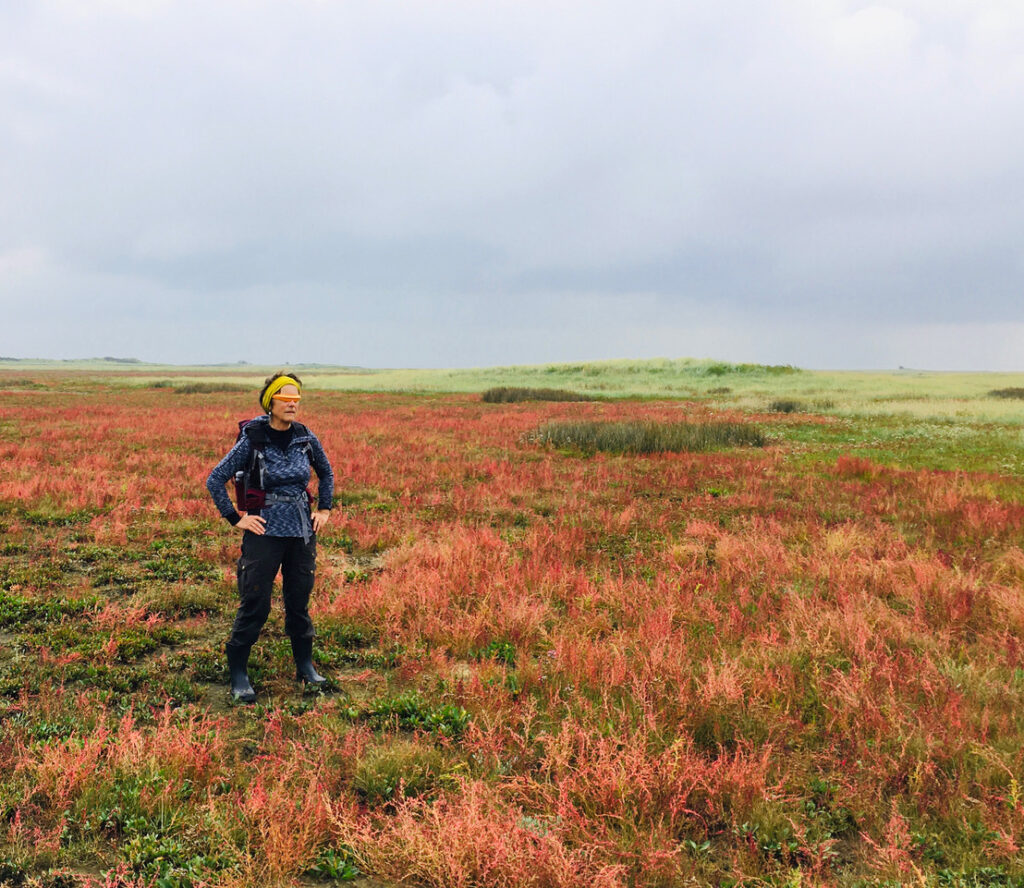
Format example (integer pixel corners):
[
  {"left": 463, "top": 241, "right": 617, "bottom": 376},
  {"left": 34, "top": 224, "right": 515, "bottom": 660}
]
[{"left": 2, "top": 0, "right": 1023, "bottom": 369}]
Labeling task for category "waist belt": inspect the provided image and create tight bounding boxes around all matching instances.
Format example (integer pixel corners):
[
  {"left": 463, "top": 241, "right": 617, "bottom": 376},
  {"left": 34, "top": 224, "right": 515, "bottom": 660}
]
[{"left": 264, "top": 492, "right": 313, "bottom": 543}]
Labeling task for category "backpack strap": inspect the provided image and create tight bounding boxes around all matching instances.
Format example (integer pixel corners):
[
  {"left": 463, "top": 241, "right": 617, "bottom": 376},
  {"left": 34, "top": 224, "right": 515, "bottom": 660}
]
[
  {"left": 291, "top": 422, "right": 314, "bottom": 465},
  {"left": 241, "top": 421, "right": 269, "bottom": 489}
]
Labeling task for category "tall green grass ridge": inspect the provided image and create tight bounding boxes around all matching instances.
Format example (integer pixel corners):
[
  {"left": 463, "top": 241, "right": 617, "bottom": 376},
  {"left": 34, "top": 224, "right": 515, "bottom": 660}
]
[{"left": 531, "top": 420, "right": 767, "bottom": 454}]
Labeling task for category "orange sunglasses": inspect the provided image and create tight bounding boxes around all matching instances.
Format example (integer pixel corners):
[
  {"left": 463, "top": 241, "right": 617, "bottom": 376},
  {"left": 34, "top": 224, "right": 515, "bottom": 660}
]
[{"left": 271, "top": 394, "right": 302, "bottom": 403}]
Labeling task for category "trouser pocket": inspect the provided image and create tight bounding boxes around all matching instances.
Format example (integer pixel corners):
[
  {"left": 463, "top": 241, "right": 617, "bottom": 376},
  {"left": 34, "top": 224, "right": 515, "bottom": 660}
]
[{"left": 229, "top": 534, "right": 282, "bottom": 647}]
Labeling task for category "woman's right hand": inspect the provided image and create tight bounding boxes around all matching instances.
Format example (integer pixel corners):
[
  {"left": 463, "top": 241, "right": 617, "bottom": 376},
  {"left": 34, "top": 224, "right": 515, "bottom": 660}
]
[{"left": 236, "top": 513, "right": 267, "bottom": 535}]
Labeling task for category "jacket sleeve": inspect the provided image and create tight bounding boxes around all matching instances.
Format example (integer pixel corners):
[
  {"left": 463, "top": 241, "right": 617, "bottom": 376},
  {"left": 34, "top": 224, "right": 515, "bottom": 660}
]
[
  {"left": 206, "top": 437, "right": 252, "bottom": 523},
  {"left": 309, "top": 431, "right": 335, "bottom": 511}
]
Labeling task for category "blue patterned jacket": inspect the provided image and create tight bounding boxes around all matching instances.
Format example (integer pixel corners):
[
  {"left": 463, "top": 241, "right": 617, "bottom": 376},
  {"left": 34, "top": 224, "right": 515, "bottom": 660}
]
[{"left": 206, "top": 415, "right": 334, "bottom": 538}]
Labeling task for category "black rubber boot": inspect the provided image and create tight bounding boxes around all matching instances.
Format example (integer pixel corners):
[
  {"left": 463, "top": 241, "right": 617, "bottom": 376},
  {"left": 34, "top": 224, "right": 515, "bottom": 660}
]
[
  {"left": 226, "top": 644, "right": 257, "bottom": 704},
  {"left": 291, "top": 636, "right": 326, "bottom": 687}
]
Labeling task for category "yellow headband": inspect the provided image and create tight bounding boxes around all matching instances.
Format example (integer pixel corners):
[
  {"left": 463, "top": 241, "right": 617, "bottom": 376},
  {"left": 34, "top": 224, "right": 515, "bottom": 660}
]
[{"left": 261, "top": 376, "right": 302, "bottom": 412}]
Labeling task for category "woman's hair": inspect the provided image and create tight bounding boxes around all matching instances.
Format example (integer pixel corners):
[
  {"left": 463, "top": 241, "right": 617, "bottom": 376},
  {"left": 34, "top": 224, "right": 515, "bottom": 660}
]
[{"left": 259, "top": 370, "right": 303, "bottom": 412}]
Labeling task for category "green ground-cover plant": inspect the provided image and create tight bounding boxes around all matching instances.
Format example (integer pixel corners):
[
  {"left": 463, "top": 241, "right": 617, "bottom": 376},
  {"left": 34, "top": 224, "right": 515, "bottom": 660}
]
[
  {"left": 357, "top": 691, "right": 471, "bottom": 738},
  {"left": 471, "top": 638, "right": 518, "bottom": 666},
  {"left": 0, "top": 592, "right": 100, "bottom": 629},
  {"left": 304, "top": 844, "right": 362, "bottom": 881}
]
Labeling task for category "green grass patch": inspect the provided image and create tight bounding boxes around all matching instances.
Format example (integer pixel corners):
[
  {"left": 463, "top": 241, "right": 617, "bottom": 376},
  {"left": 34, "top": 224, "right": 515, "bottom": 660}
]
[
  {"left": 56, "top": 661, "right": 153, "bottom": 692},
  {"left": 352, "top": 739, "right": 450, "bottom": 803},
  {"left": 990, "top": 387, "right": 1024, "bottom": 400},
  {"left": 776, "top": 415, "right": 1024, "bottom": 477},
  {"left": 317, "top": 620, "right": 376, "bottom": 650},
  {"left": 178, "top": 649, "right": 227, "bottom": 683},
  {"left": 530, "top": 420, "right": 766, "bottom": 454},
  {"left": 114, "top": 627, "right": 184, "bottom": 662},
  {"left": 22, "top": 506, "right": 99, "bottom": 527},
  {"left": 142, "top": 555, "right": 216, "bottom": 582},
  {"left": 137, "top": 584, "right": 222, "bottom": 618},
  {"left": 142, "top": 541, "right": 218, "bottom": 582}
]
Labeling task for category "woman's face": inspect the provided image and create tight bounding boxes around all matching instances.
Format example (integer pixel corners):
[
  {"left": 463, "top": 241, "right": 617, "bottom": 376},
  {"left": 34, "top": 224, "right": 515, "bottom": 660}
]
[{"left": 269, "top": 384, "right": 301, "bottom": 425}]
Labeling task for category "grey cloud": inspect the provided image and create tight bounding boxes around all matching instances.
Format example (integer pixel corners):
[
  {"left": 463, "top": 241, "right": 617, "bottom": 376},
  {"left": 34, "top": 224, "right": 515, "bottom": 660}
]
[{"left": 2, "top": 0, "right": 1023, "bottom": 367}]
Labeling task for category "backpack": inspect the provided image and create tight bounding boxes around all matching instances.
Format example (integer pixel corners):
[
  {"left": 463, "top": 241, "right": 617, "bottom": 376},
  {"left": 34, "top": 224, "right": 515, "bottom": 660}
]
[{"left": 232, "top": 418, "right": 314, "bottom": 514}]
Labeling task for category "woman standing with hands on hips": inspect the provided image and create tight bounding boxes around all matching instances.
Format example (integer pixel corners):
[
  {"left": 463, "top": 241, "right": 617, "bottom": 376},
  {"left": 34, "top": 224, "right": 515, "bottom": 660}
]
[{"left": 206, "top": 371, "right": 334, "bottom": 703}]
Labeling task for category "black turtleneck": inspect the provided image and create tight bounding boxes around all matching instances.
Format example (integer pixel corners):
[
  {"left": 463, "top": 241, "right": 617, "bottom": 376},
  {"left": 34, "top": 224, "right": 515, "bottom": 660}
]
[{"left": 266, "top": 424, "right": 294, "bottom": 451}]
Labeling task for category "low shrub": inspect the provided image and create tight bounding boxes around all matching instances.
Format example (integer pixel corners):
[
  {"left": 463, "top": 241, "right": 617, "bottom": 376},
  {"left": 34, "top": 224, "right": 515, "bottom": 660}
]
[
  {"left": 167, "top": 382, "right": 249, "bottom": 394},
  {"left": 989, "top": 387, "right": 1024, "bottom": 400},
  {"left": 769, "top": 399, "right": 805, "bottom": 414},
  {"left": 530, "top": 420, "right": 766, "bottom": 454},
  {"left": 0, "top": 378, "right": 46, "bottom": 390},
  {"left": 482, "top": 387, "right": 597, "bottom": 403}
]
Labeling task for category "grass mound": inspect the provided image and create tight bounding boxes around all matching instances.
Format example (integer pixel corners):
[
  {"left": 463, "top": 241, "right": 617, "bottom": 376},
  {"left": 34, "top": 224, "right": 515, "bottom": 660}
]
[
  {"left": 482, "top": 386, "right": 598, "bottom": 403},
  {"left": 989, "top": 387, "right": 1024, "bottom": 400},
  {"left": 530, "top": 420, "right": 766, "bottom": 454},
  {"left": 703, "top": 361, "right": 799, "bottom": 377}
]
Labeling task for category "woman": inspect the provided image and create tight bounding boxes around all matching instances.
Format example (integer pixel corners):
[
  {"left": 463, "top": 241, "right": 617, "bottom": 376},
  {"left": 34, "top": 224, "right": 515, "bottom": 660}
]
[{"left": 206, "top": 371, "right": 335, "bottom": 703}]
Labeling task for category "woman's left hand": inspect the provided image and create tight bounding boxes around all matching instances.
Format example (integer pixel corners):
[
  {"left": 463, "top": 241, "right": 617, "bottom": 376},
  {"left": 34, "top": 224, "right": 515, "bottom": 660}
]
[{"left": 312, "top": 509, "right": 331, "bottom": 533}]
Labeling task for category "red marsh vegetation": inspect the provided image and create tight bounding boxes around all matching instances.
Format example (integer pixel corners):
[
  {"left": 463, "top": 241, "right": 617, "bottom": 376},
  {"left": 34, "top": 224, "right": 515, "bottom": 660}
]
[{"left": 0, "top": 380, "right": 1022, "bottom": 886}]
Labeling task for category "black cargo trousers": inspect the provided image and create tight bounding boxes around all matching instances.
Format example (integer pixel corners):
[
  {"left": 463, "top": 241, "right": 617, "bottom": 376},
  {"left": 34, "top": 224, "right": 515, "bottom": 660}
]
[{"left": 226, "top": 531, "right": 317, "bottom": 650}]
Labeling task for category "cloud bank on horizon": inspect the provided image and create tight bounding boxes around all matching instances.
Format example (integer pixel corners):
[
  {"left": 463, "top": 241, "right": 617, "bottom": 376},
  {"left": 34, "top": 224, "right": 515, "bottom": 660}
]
[{"left": 2, "top": 0, "right": 1022, "bottom": 369}]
